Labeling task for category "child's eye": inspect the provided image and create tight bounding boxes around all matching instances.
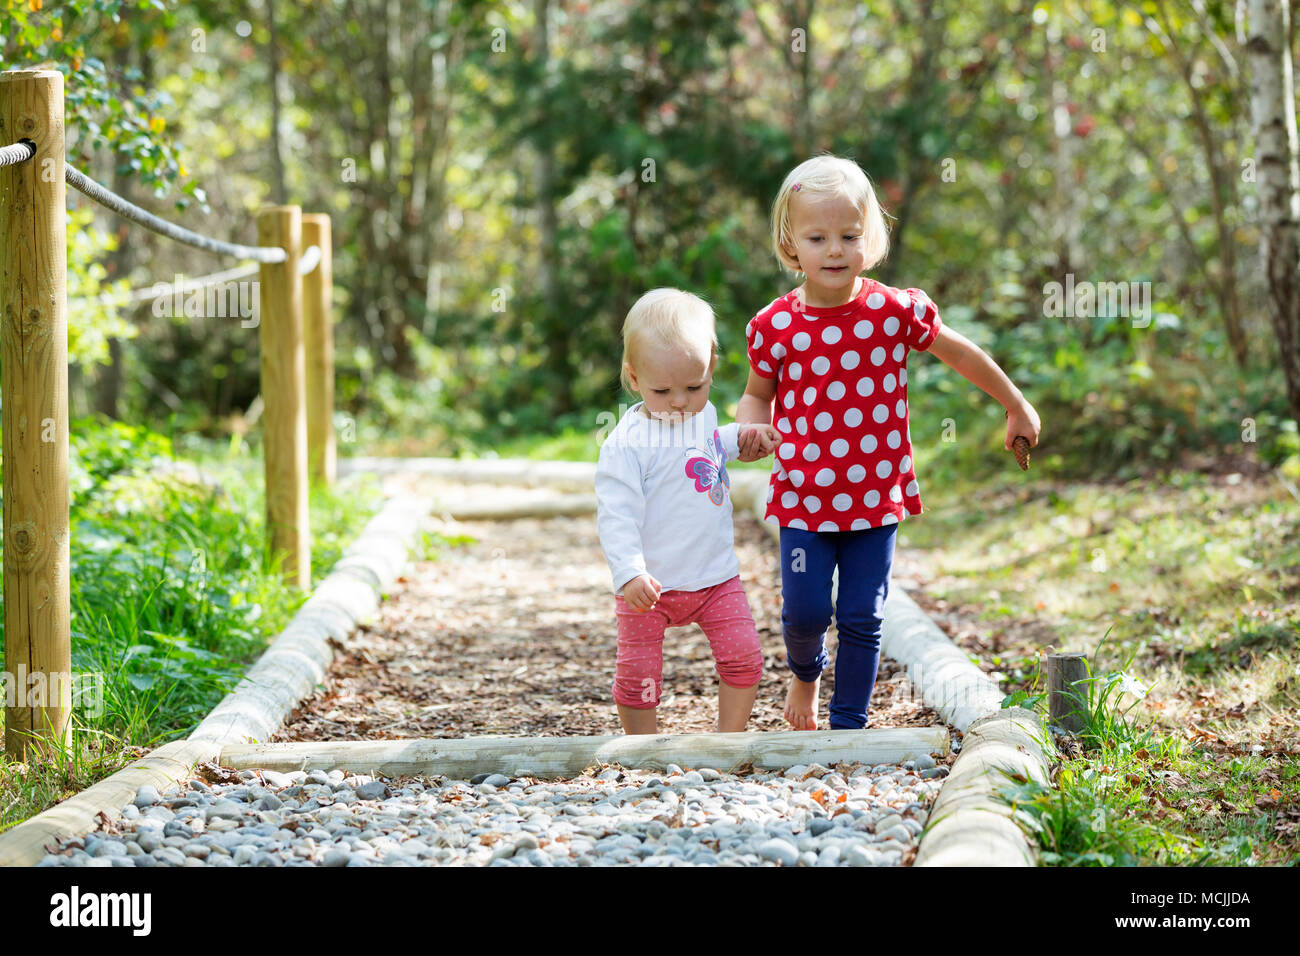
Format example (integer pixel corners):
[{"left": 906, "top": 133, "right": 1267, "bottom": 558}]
[
  {"left": 845, "top": 235, "right": 861, "bottom": 241},
  {"left": 688, "top": 385, "right": 702, "bottom": 391},
  {"left": 652, "top": 389, "right": 669, "bottom": 394}
]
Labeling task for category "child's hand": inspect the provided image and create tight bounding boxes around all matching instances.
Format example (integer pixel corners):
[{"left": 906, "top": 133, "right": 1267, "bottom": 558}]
[
  {"left": 622, "top": 573, "right": 662, "bottom": 612},
  {"left": 737, "top": 424, "right": 782, "bottom": 462},
  {"left": 1004, "top": 400, "right": 1042, "bottom": 451}
]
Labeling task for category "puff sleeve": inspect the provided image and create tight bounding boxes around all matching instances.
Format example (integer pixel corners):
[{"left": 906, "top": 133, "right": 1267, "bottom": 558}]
[{"left": 901, "top": 288, "right": 943, "bottom": 353}]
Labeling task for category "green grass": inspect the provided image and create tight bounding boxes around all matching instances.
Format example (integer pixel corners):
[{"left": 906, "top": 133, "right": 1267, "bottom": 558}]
[
  {"left": 0, "top": 417, "right": 385, "bottom": 834},
  {"left": 904, "top": 458, "right": 1300, "bottom": 865}
]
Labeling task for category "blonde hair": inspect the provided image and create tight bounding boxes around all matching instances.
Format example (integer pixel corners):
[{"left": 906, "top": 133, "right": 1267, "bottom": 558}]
[
  {"left": 771, "top": 154, "right": 891, "bottom": 276},
  {"left": 619, "top": 288, "right": 718, "bottom": 396}
]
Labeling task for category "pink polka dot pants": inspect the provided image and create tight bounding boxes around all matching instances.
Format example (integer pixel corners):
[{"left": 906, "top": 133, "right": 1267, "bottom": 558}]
[{"left": 613, "top": 575, "right": 764, "bottom": 709}]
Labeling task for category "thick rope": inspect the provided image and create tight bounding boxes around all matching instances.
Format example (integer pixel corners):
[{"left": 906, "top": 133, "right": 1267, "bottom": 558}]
[
  {"left": 65, "top": 163, "right": 288, "bottom": 263},
  {"left": 0, "top": 139, "right": 36, "bottom": 167},
  {"left": 69, "top": 245, "right": 321, "bottom": 309}
]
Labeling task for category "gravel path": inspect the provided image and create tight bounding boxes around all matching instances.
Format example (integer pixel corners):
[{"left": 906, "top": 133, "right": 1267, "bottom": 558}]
[
  {"left": 38, "top": 472, "right": 956, "bottom": 867},
  {"left": 38, "top": 760, "right": 948, "bottom": 867}
]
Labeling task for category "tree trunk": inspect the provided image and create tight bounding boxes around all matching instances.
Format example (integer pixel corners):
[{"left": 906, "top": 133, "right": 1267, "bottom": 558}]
[
  {"left": 1246, "top": 0, "right": 1300, "bottom": 425},
  {"left": 267, "top": 0, "right": 288, "bottom": 205}
]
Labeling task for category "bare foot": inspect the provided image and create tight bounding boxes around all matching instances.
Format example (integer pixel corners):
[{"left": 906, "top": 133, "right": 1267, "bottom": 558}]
[{"left": 783, "top": 674, "right": 820, "bottom": 730}]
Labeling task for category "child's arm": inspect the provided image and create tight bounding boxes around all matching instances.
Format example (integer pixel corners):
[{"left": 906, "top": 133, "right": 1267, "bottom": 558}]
[
  {"left": 926, "top": 325, "right": 1042, "bottom": 450},
  {"left": 594, "top": 444, "right": 652, "bottom": 597},
  {"left": 736, "top": 370, "right": 779, "bottom": 458}
]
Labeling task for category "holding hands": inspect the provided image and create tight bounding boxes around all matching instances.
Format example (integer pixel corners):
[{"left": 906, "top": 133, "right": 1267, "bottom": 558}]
[{"left": 736, "top": 423, "right": 782, "bottom": 462}]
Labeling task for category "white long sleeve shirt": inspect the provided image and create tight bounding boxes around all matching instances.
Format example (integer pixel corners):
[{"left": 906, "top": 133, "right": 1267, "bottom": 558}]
[{"left": 595, "top": 400, "right": 743, "bottom": 595}]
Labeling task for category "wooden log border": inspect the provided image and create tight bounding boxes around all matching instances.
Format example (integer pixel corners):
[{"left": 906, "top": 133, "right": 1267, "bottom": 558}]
[
  {"left": 218, "top": 727, "right": 949, "bottom": 780},
  {"left": 0, "top": 490, "right": 431, "bottom": 865}
]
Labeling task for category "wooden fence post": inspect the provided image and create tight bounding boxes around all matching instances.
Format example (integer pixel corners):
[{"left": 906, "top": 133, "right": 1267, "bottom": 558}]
[
  {"left": 1048, "top": 652, "right": 1089, "bottom": 735},
  {"left": 256, "top": 206, "right": 310, "bottom": 589},
  {"left": 301, "top": 213, "right": 335, "bottom": 487},
  {"left": 0, "top": 70, "right": 73, "bottom": 759}
]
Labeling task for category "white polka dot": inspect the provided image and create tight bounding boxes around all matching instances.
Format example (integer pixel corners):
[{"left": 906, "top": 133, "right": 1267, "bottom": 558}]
[
  {"left": 815, "top": 468, "right": 836, "bottom": 486},
  {"left": 772, "top": 311, "right": 792, "bottom": 329},
  {"left": 881, "top": 513, "right": 899, "bottom": 525},
  {"left": 788, "top": 362, "right": 803, "bottom": 381},
  {"left": 765, "top": 513, "right": 780, "bottom": 526},
  {"left": 914, "top": 299, "right": 927, "bottom": 319},
  {"left": 882, "top": 373, "right": 896, "bottom": 392},
  {"left": 779, "top": 443, "right": 795, "bottom": 459},
  {"left": 900, "top": 454, "right": 912, "bottom": 472},
  {"left": 803, "top": 386, "right": 817, "bottom": 405},
  {"left": 844, "top": 407, "right": 863, "bottom": 428},
  {"left": 788, "top": 519, "right": 808, "bottom": 530},
  {"left": 832, "top": 494, "right": 853, "bottom": 511},
  {"left": 876, "top": 459, "right": 893, "bottom": 478},
  {"left": 783, "top": 391, "right": 796, "bottom": 409},
  {"left": 859, "top": 434, "right": 877, "bottom": 454},
  {"left": 747, "top": 320, "right": 754, "bottom": 336},
  {"left": 896, "top": 292, "right": 911, "bottom": 309},
  {"left": 854, "top": 319, "right": 873, "bottom": 339},
  {"left": 803, "top": 496, "right": 822, "bottom": 513},
  {"left": 781, "top": 491, "right": 799, "bottom": 508},
  {"left": 866, "top": 292, "right": 885, "bottom": 310},
  {"left": 847, "top": 464, "right": 867, "bottom": 482},
  {"left": 840, "top": 350, "right": 860, "bottom": 370},
  {"left": 792, "top": 331, "right": 812, "bottom": 351},
  {"left": 883, "top": 315, "right": 899, "bottom": 336},
  {"left": 896, "top": 398, "right": 906, "bottom": 418},
  {"left": 893, "top": 343, "right": 905, "bottom": 362},
  {"left": 788, "top": 469, "right": 805, "bottom": 488},
  {"left": 826, "top": 381, "right": 846, "bottom": 401},
  {"left": 821, "top": 327, "right": 842, "bottom": 345},
  {"left": 906, "top": 479, "right": 919, "bottom": 496},
  {"left": 817, "top": 521, "right": 839, "bottom": 532},
  {"left": 777, "top": 417, "right": 791, "bottom": 432},
  {"left": 795, "top": 416, "right": 808, "bottom": 435},
  {"left": 811, "top": 412, "right": 832, "bottom": 432},
  {"left": 890, "top": 486, "right": 903, "bottom": 503},
  {"left": 802, "top": 443, "right": 821, "bottom": 461},
  {"left": 856, "top": 377, "right": 874, "bottom": 397},
  {"left": 771, "top": 343, "right": 787, "bottom": 359},
  {"left": 872, "top": 404, "right": 889, "bottom": 423},
  {"left": 752, "top": 330, "right": 764, "bottom": 349},
  {"left": 871, "top": 346, "right": 887, "bottom": 366},
  {"left": 851, "top": 518, "right": 870, "bottom": 530},
  {"left": 811, "top": 356, "right": 831, "bottom": 375},
  {"left": 830, "top": 439, "right": 849, "bottom": 457},
  {"left": 759, "top": 361, "right": 772, "bottom": 373},
  {"left": 863, "top": 490, "right": 880, "bottom": 508},
  {"left": 887, "top": 429, "right": 901, "bottom": 449},
  {"left": 900, "top": 368, "right": 907, "bottom": 386}
]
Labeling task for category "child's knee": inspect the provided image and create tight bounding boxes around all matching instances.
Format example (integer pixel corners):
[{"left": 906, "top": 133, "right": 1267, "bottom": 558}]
[
  {"left": 717, "top": 647, "right": 763, "bottom": 687},
  {"left": 613, "top": 674, "right": 661, "bottom": 708}
]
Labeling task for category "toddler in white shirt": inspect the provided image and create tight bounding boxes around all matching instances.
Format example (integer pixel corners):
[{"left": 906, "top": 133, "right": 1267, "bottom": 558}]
[{"left": 595, "top": 288, "right": 781, "bottom": 735}]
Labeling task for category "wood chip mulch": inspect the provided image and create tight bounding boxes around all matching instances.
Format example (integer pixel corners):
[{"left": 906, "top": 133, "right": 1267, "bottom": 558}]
[{"left": 274, "top": 478, "right": 949, "bottom": 744}]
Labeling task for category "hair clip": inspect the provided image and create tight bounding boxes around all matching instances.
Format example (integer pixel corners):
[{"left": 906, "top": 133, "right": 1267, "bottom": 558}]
[{"left": 792, "top": 182, "right": 801, "bottom": 191}]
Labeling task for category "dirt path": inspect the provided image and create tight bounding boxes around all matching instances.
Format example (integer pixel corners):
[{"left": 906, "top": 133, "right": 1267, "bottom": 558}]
[{"left": 275, "top": 475, "right": 947, "bottom": 744}]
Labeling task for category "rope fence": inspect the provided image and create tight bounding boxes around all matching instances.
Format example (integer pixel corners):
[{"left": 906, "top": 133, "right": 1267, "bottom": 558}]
[{"left": 1, "top": 70, "right": 339, "bottom": 759}]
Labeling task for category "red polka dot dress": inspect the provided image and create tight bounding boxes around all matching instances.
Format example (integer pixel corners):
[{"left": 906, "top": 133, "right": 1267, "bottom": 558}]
[{"left": 745, "top": 277, "right": 943, "bottom": 531}]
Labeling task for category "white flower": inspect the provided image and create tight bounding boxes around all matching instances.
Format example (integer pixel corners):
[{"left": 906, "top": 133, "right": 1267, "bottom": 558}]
[{"left": 1117, "top": 674, "right": 1148, "bottom": 699}]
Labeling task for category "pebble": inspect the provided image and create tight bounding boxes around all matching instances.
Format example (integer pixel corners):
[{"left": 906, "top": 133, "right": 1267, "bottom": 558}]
[{"left": 37, "top": 757, "right": 945, "bottom": 868}]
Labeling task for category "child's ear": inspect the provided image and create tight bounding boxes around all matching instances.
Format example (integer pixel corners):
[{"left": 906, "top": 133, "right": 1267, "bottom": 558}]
[{"left": 779, "top": 239, "right": 800, "bottom": 271}]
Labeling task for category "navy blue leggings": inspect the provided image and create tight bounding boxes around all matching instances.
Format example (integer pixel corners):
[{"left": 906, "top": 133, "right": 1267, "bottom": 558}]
[{"left": 779, "top": 524, "right": 898, "bottom": 730}]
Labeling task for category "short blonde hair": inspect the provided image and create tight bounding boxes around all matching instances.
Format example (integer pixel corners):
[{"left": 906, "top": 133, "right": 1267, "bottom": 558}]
[
  {"left": 619, "top": 288, "right": 718, "bottom": 396},
  {"left": 771, "top": 154, "right": 891, "bottom": 276}
]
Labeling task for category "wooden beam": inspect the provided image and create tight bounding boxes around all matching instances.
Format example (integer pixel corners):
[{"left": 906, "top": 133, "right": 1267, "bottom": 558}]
[
  {"left": 1048, "top": 652, "right": 1088, "bottom": 734},
  {"left": 301, "top": 213, "right": 335, "bottom": 487},
  {"left": 256, "top": 205, "right": 309, "bottom": 588},
  {"left": 0, "top": 70, "right": 72, "bottom": 759},
  {"left": 220, "top": 727, "right": 949, "bottom": 780}
]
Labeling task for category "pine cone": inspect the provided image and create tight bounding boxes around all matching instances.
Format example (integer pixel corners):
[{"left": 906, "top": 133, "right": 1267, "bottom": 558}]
[{"left": 1012, "top": 436, "right": 1031, "bottom": 471}]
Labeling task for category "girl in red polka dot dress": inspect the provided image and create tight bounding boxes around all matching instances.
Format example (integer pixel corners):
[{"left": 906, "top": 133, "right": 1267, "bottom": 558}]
[{"left": 737, "top": 154, "right": 1042, "bottom": 731}]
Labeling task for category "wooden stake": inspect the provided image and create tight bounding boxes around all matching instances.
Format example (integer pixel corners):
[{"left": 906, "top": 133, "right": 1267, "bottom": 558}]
[
  {"left": 0, "top": 70, "right": 73, "bottom": 759},
  {"left": 219, "top": 727, "right": 950, "bottom": 780},
  {"left": 256, "top": 206, "right": 310, "bottom": 589},
  {"left": 1048, "top": 652, "right": 1089, "bottom": 734},
  {"left": 301, "top": 214, "right": 335, "bottom": 487}
]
